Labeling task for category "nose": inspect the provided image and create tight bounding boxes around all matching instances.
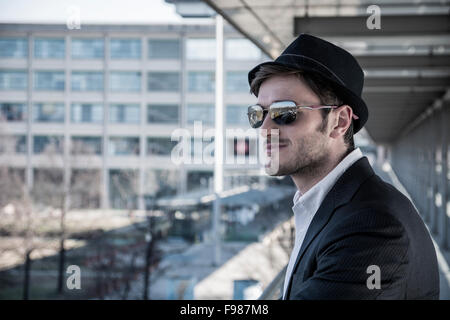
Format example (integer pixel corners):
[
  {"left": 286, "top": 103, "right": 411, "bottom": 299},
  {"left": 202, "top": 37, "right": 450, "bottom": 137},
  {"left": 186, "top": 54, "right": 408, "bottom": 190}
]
[{"left": 259, "top": 113, "right": 279, "bottom": 139}]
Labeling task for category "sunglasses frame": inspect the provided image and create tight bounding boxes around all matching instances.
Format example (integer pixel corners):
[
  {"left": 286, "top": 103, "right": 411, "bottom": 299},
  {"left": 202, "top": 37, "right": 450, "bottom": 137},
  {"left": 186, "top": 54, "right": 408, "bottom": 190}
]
[{"left": 247, "top": 101, "right": 359, "bottom": 128}]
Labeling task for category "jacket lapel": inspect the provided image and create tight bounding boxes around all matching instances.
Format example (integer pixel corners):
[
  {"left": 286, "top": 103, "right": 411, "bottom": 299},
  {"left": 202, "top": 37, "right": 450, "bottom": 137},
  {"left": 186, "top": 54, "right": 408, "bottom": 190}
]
[{"left": 284, "top": 156, "right": 375, "bottom": 299}]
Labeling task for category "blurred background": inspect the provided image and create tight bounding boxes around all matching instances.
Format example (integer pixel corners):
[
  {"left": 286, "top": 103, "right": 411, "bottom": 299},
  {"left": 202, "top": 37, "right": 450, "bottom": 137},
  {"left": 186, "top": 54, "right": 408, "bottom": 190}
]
[{"left": 0, "top": 0, "right": 448, "bottom": 300}]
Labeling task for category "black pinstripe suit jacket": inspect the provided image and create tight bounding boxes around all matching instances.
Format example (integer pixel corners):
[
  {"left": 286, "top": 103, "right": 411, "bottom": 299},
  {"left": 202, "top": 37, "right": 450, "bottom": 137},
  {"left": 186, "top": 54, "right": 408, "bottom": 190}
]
[{"left": 284, "top": 157, "right": 439, "bottom": 300}]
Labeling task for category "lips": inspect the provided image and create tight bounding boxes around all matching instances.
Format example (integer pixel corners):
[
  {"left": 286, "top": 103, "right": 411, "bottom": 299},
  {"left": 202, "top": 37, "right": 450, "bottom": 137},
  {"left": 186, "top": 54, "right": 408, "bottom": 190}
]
[{"left": 266, "top": 142, "right": 288, "bottom": 155}]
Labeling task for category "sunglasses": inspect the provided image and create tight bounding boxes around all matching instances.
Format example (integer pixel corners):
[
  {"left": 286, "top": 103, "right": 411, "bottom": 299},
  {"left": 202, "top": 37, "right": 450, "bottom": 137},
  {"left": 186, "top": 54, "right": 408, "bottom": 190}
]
[{"left": 247, "top": 100, "right": 359, "bottom": 128}]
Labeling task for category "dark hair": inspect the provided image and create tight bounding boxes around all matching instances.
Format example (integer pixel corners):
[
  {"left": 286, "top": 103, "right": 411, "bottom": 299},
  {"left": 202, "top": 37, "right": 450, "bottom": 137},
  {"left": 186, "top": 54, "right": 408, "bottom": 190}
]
[{"left": 250, "top": 64, "right": 354, "bottom": 152}]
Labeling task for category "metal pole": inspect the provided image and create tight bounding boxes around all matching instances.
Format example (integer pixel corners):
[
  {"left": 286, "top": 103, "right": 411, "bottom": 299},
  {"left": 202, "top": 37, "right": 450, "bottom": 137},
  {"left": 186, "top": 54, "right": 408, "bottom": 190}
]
[
  {"left": 441, "top": 104, "right": 449, "bottom": 250},
  {"left": 213, "top": 14, "right": 224, "bottom": 266}
]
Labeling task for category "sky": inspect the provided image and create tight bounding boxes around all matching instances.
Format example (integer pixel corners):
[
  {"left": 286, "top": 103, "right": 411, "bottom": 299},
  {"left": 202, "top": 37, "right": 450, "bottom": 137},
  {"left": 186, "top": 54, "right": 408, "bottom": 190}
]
[{"left": 0, "top": 0, "right": 212, "bottom": 24}]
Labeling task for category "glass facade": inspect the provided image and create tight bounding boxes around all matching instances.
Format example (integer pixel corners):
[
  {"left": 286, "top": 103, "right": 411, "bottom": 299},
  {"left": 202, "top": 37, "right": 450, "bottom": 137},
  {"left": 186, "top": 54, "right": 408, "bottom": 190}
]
[
  {"left": 0, "top": 29, "right": 264, "bottom": 214},
  {"left": 71, "top": 71, "right": 104, "bottom": 91},
  {"left": 70, "top": 169, "right": 101, "bottom": 209},
  {"left": 109, "top": 169, "right": 138, "bottom": 209},
  {"left": 148, "top": 39, "right": 180, "bottom": 59},
  {"left": 110, "top": 38, "right": 141, "bottom": 59},
  {"left": 147, "top": 72, "right": 179, "bottom": 92},
  {"left": 110, "top": 71, "right": 141, "bottom": 92},
  {"left": 34, "top": 71, "right": 65, "bottom": 91},
  {"left": 109, "top": 103, "right": 140, "bottom": 124},
  {"left": 187, "top": 170, "right": 213, "bottom": 191},
  {"left": 226, "top": 105, "right": 249, "bottom": 126},
  {"left": 188, "top": 71, "right": 215, "bottom": 92},
  {"left": 71, "top": 103, "right": 103, "bottom": 123},
  {"left": 0, "top": 38, "right": 28, "bottom": 58},
  {"left": 0, "top": 70, "right": 27, "bottom": 90},
  {"left": 33, "top": 102, "right": 64, "bottom": 123},
  {"left": 186, "top": 38, "right": 215, "bottom": 60},
  {"left": 0, "top": 102, "right": 27, "bottom": 121},
  {"left": 33, "top": 135, "right": 63, "bottom": 154},
  {"left": 186, "top": 104, "right": 214, "bottom": 125},
  {"left": 72, "top": 38, "right": 104, "bottom": 59},
  {"left": 147, "top": 104, "right": 179, "bottom": 124},
  {"left": 147, "top": 137, "right": 177, "bottom": 156},
  {"left": 144, "top": 169, "right": 178, "bottom": 197},
  {"left": 34, "top": 38, "right": 65, "bottom": 59},
  {"left": 108, "top": 137, "right": 140, "bottom": 155},
  {"left": 191, "top": 137, "right": 214, "bottom": 157},
  {"left": 71, "top": 136, "right": 102, "bottom": 155},
  {"left": 0, "top": 135, "right": 26, "bottom": 154},
  {"left": 226, "top": 71, "right": 249, "bottom": 92}
]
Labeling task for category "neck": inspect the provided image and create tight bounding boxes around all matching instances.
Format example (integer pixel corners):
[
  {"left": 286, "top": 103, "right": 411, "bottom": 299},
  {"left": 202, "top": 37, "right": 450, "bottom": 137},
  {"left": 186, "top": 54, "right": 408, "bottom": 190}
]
[{"left": 290, "top": 149, "right": 348, "bottom": 195}]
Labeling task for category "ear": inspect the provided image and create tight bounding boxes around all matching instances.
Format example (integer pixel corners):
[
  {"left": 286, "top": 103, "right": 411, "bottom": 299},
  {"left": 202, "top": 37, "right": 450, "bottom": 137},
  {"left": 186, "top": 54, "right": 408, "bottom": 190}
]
[{"left": 329, "top": 105, "right": 353, "bottom": 139}]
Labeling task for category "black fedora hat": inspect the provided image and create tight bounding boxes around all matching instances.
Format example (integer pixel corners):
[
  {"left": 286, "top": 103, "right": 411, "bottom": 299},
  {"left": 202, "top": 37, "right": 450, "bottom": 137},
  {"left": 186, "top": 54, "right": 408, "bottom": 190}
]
[{"left": 248, "top": 34, "right": 368, "bottom": 133}]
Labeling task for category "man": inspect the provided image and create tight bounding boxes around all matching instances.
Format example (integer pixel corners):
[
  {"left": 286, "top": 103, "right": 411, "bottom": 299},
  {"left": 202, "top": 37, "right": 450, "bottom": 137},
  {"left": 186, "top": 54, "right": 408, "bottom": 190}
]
[{"left": 247, "top": 34, "right": 439, "bottom": 299}]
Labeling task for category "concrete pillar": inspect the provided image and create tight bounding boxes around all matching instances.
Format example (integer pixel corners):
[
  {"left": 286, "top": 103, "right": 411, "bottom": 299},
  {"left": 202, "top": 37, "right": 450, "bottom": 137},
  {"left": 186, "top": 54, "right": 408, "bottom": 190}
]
[
  {"left": 101, "top": 32, "right": 110, "bottom": 209},
  {"left": 26, "top": 32, "right": 33, "bottom": 190}
]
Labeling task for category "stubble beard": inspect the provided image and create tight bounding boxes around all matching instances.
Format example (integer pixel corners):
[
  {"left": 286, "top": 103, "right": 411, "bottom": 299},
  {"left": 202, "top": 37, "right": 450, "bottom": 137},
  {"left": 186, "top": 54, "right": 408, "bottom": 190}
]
[{"left": 267, "top": 121, "right": 330, "bottom": 178}]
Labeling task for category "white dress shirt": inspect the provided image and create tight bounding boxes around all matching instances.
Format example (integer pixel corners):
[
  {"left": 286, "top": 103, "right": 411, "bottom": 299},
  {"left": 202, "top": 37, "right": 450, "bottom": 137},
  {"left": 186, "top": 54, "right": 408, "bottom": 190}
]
[{"left": 282, "top": 148, "right": 364, "bottom": 299}]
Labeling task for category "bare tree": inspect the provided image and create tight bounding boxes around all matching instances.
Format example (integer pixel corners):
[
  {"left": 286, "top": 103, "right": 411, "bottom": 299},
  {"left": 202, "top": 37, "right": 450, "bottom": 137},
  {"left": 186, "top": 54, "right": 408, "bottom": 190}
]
[{"left": 110, "top": 169, "right": 164, "bottom": 300}]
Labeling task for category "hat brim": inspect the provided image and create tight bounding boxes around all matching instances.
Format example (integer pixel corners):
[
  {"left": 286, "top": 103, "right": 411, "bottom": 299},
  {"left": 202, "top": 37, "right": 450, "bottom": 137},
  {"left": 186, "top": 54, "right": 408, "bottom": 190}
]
[{"left": 248, "top": 57, "right": 368, "bottom": 134}]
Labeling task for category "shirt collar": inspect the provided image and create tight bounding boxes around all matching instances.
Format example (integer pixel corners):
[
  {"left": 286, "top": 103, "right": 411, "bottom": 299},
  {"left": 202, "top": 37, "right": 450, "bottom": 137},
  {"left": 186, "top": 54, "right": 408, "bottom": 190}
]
[{"left": 292, "top": 148, "right": 364, "bottom": 227}]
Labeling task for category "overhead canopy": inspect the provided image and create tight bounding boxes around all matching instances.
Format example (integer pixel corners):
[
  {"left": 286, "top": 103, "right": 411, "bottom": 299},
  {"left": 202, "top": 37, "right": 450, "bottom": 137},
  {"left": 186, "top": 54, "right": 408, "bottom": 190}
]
[{"left": 201, "top": 0, "right": 450, "bottom": 143}]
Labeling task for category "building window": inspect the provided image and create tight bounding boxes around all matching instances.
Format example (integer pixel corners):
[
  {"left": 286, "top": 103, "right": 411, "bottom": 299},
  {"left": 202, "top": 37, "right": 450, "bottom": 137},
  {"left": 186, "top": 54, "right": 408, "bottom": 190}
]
[
  {"left": 71, "top": 103, "right": 103, "bottom": 123},
  {"left": 34, "top": 38, "right": 65, "bottom": 59},
  {"left": 0, "top": 102, "right": 27, "bottom": 121},
  {"left": 71, "top": 136, "right": 102, "bottom": 155},
  {"left": 109, "top": 103, "right": 140, "bottom": 124},
  {"left": 148, "top": 39, "right": 180, "bottom": 59},
  {"left": 233, "top": 137, "right": 250, "bottom": 157},
  {"left": 226, "top": 71, "right": 249, "bottom": 92},
  {"left": 108, "top": 137, "right": 139, "bottom": 156},
  {"left": 225, "top": 38, "right": 261, "bottom": 60},
  {"left": 147, "top": 137, "right": 177, "bottom": 156},
  {"left": 226, "top": 105, "right": 249, "bottom": 126},
  {"left": 110, "top": 71, "right": 141, "bottom": 92},
  {"left": 191, "top": 137, "right": 214, "bottom": 157},
  {"left": 0, "top": 135, "right": 27, "bottom": 154},
  {"left": 33, "top": 103, "right": 64, "bottom": 123},
  {"left": 72, "top": 38, "right": 104, "bottom": 59},
  {"left": 110, "top": 38, "right": 141, "bottom": 59},
  {"left": 34, "top": 71, "right": 65, "bottom": 91},
  {"left": 109, "top": 169, "right": 138, "bottom": 209},
  {"left": 147, "top": 72, "right": 179, "bottom": 92},
  {"left": 187, "top": 170, "right": 213, "bottom": 191},
  {"left": 144, "top": 169, "right": 178, "bottom": 197},
  {"left": 188, "top": 71, "right": 214, "bottom": 92},
  {"left": 0, "top": 37, "right": 28, "bottom": 58},
  {"left": 0, "top": 70, "right": 27, "bottom": 90},
  {"left": 187, "top": 104, "right": 214, "bottom": 126},
  {"left": 71, "top": 169, "right": 101, "bottom": 209},
  {"left": 186, "top": 38, "right": 215, "bottom": 60},
  {"left": 33, "top": 135, "right": 63, "bottom": 154},
  {"left": 147, "top": 104, "right": 179, "bottom": 124},
  {"left": 33, "top": 168, "right": 64, "bottom": 206},
  {"left": 71, "top": 71, "right": 104, "bottom": 91}
]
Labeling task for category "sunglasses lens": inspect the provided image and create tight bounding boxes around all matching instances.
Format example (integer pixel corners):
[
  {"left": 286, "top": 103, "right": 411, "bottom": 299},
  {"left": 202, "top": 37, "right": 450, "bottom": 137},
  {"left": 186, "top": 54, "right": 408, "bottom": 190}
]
[
  {"left": 248, "top": 105, "right": 265, "bottom": 128},
  {"left": 270, "top": 107, "right": 297, "bottom": 125}
]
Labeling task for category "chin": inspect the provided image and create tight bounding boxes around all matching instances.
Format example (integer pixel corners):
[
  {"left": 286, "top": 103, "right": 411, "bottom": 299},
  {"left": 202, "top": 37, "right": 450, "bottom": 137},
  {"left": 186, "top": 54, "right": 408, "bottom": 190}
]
[{"left": 264, "top": 160, "right": 289, "bottom": 176}]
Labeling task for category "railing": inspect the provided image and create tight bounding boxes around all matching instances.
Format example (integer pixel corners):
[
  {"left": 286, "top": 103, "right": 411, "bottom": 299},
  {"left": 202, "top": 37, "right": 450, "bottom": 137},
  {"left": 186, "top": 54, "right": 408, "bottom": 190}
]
[{"left": 258, "top": 265, "right": 286, "bottom": 300}]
